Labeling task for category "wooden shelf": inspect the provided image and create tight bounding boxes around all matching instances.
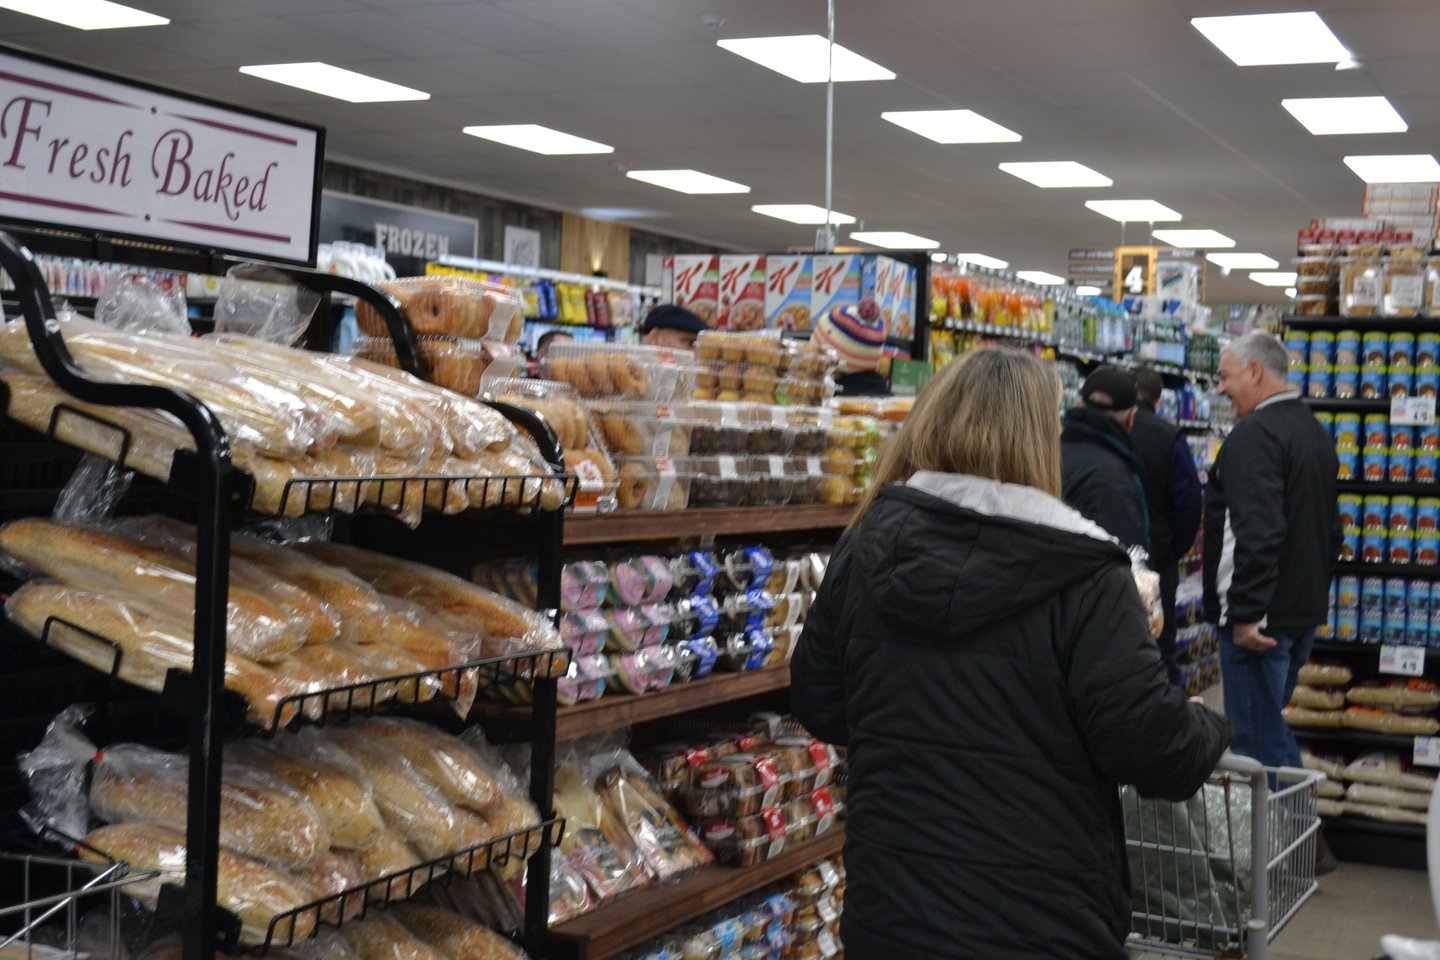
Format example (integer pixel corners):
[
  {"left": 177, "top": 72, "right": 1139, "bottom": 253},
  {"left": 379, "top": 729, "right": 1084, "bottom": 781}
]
[
  {"left": 564, "top": 504, "right": 855, "bottom": 545},
  {"left": 549, "top": 827, "right": 845, "bottom": 960},
  {"left": 476, "top": 664, "right": 792, "bottom": 742},
  {"left": 1285, "top": 315, "right": 1440, "bottom": 333}
]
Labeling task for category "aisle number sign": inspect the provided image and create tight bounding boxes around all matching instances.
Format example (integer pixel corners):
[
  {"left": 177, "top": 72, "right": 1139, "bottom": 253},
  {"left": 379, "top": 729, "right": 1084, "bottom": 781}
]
[{"left": 1114, "top": 246, "right": 1157, "bottom": 298}]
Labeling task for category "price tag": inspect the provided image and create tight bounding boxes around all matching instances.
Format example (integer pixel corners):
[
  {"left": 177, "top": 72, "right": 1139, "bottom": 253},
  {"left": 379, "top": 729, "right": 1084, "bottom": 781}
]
[
  {"left": 1416, "top": 736, "right": 1440, "bottom": 768},
  {"left": 770, "top": 406, "right": 787, "bottom": 427},
  {"left": 572, "top": 458, "right": 606, "bottom": 493},
  {"left": 767, "top": 455, "right": 785, "bottom": 475},
  {"left": 1380, "top": 644, "right": 1426, "bottom": 677},
  {"left": 1391, "top": 395, "right": 1436, "bottom": 427},
  {"left": 718, "top": 456, "right": 739, "bottom": 479},
  {"left": 807, "top": 456, "right": 824, "bottom": 474}
]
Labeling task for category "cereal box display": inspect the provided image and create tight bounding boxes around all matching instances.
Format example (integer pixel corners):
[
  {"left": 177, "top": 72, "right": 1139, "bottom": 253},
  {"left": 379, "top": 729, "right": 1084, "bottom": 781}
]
[
  {"left": 766, "top": 255, "right": 813, "bottom": 332},
  {"left": 720, "top": 254, "right": 767, "bottom": 331},
  {"left": 810, "top": 255, "right": 862, "bottom": 323},
  {"left": 668, "top": 255, "right": 721, "bottom": 328}
]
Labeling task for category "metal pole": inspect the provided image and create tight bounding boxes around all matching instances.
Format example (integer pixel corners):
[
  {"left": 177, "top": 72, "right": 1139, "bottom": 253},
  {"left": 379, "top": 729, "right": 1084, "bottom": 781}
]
[{"left": 820, "top": 0, "right": 836, "bottom": 253}]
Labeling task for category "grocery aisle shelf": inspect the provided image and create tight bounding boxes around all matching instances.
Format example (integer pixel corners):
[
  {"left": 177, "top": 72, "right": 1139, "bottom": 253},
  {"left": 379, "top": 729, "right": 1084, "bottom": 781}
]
[
  {"left": 1310, "top": 640, "right": 1440, "bottom": 680},
  {"left": 1335, "top": 560, "right": 1440, "bottom": 578},
  {"left": 564, "top": 504, "right": 855, "bottom": 545},
  {"left": 548, "top": 827, "right": 845, "bottom": 960},
  {"left": 1285, "top": 315, "right": 1440, "bottom": 333},
  {"left": 932, "top": 316, "right": 1056, "bottom": 345},
  {"left": 1302, "top": 398, "right": 1390, "bottom": 413},
  {"left": 1323, "top": 816, "right": 1427, "bottom": 871},
  {"left": 474, "top": 664, "right": 791, "bottom": 742},
  {"left": 1336, "top": 480, "right": 1440, "bottom": 497},
  {"left": 1290, "top": 727, "right": 1432, "bottom": 752}
]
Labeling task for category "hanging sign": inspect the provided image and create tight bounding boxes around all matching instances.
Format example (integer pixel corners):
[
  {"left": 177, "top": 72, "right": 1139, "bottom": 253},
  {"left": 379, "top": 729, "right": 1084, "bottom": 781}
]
[
  {"left": 319, "top": 191, "right": 478, "bottom": 275},
  {"left": 0, "top": 44, "right": 323, "bottom": 264},
  {"left": 1115, "top": 246, "right": 1158, "bottom": 298}
]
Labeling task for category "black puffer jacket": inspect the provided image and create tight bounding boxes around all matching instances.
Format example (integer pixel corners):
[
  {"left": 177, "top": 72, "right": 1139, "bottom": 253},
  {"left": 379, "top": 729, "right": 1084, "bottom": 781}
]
[
  {"left": 1061, "top": 406, "right": 1150, "bottom": 551},
  {"left": 793, "top": 475, "right": 1230, "bottom": 960}
]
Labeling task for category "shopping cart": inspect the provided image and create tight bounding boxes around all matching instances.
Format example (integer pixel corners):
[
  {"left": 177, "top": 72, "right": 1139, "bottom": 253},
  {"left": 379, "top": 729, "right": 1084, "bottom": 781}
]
[
  {"left": 1125, "top": 753, "right": 1323, "bottom": 960},
  {"left": 1, "top": 851, "right": 158, "bottom": 959}
]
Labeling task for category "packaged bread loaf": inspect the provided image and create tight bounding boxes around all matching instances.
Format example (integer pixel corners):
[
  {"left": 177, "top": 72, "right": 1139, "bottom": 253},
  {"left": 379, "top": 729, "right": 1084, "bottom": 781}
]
[
  {"left": 323, "top": 730, "right": 464, "bottom": 860},
  {"left": 391, "top": 904, "right": 527, "bottom": 960},
  {"left": 1290, "top": 685, "right": 1347, "bottom": 710},
  {"left": 228, "top": 740, "right": 385, "bottom": 851},
  {"left": 292, "top": 851, "right": 366, "bottom": 924},
  {"left": 355, "top": 276, "right": 524, "bottom": 342},
  {"left": 551, "top": 762, "right": 649, "bottom": 901},
  {"left": 87, "top": 744, "right": 328, "bottom": 868},
  {"left": 1297, "top": 662, "right": 1353, "bottom": 687},
  {"left": 3, "top": 581, "right": 295, "bottom": 729},
  {"left": 1346, "top": 679, "right": 1440, "bottom": 710},
  {"left": 353, "top": 719, "right": 503, "bottom": 813},
  {"left": 341, "top": 917, "right": 450, "bottom": 960},
  {"left": 80, "top": 822, "right": 317, "bottom": 945},
  {"left": 591, "top": 749, "right": 712, "bottom": 882},
  {"left": 353, "top": 828, "right": 424, "bottom": 894}
]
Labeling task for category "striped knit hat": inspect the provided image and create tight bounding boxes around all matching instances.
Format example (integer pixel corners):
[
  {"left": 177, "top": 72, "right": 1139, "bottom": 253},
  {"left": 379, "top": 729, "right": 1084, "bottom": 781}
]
[{"left": 813, "top": 303, "right": 886, "bottom": 373}]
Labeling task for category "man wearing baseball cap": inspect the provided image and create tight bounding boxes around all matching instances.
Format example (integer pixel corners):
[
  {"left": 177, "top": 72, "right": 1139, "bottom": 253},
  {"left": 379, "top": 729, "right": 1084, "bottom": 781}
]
[
  {"left": 639, "top": 304, "right": 707, "bottom": 350},
  {"left": 1060, "top": 364, "right": 1151, "bottom": 551}
]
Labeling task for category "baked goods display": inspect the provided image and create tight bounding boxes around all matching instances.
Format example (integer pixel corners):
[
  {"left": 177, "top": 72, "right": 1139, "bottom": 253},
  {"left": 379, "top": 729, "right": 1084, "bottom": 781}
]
[
  {"left": 1287, "top": 659, "right": 1440, "bottom": 736},
  {"left": 351, "top": 336, "right": 520, "bottom": 397},
  {"left": 20, "top": 710, "right": 543, "bottom": 949},
  {"left": 487, "top": 379, "right": 618, "bottom": 511},
  {"left": 818, "top": 415, "right": 882, "bottom": 506},
  {"left": 691, "top": 331, "right": 836, "bottom": 406},
  {"left": 0, "top": 518, "right": 564, "bottom": 728},
  {"left": 1303, "top": 749, "right": 1435, "bottom": 827},
  {"left": 541, "top": 342, "right": 698, "bottom": 403},
  {"left": 0, "top": 318, "right": 567, "bottom": 523},
  {"left": 354, "top": 275, "right": 525, "bottom": 343}
]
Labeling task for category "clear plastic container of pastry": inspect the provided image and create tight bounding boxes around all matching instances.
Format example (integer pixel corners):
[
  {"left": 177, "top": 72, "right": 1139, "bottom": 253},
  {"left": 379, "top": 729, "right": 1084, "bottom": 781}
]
[
  {"left": 682, "top": 753, "right": 790, "bottom": 817},
  {"left": 1340, "top": 254, "right": 1383, "bottom": 317},
  {"left": 1384, "top": 249, "right": 1426, "bottom": 318},
  {"left": 558, "top": 608, "right": 609, "bottom": 655},
  {"left": 669, "top": 594, "right": 721, "bottom": 642},
  {"left": 586, "top": 400, "right": 696, "bottom": 457},
  {"left": 745, "top": 455, "right": 793, "bottom": 506},
  {"left": 542, "top": 342, "right": 698, "bottom": 402},
  {"left": 699, "top": 809, "right": 789, "bottom": 866},
  {"left": 691, "top": 420, "right": 758, "bottom": 456},
  {"left": 828, "top": 415, "right": 883, "bottom": 449},
  {"left": 716, "top": 628, "right": 777, "bottom": 671},
  {"left": 776, "top": 377, "right": 832, "bottom": 407},
  {"left": 819, "top": 475, "right": 867, "bottom": 505},
  {"left": 609, "top": 643, "right": 678, "bottom": 694},
  {"left": 689, "top": 456, "right": 759, "bottom": 507},
  {"left": 351, "top": 335, "right": 518, "bottom": 396},
  {"left": 1426, "top": 257, "right": 1440, "bottom": 318},
  {"left": 822, "top": 447, "right": 876, "bottom": 476},
  {"left": 605, "top": 603, "right": 672, "bottom": 651},
  {"left": 356, "top": 274, "right": 525, "bottom": 341},
  {"left": 787, "top": 457, "right": 827, "bottom": 504},
  {"left": 783, "top": 339, "right": 840, "bottom": 380},
  {"left": 695, "top": 331, "right": 786, "bottom": 368},
  {"left": 612, "top": 455, "right": 696, "bottom": 511}
]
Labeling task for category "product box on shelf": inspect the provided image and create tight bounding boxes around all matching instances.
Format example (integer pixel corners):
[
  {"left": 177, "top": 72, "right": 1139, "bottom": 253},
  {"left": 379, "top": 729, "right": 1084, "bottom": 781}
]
[
  {"left": 667, "top": 255, "right": 721, "bottom": 328},
  {"left": 766, "top": 255, "right": 813, "bottom": 333},
  {"left": 810, "top": 255, "right": 862, "bottom": 323},
  {"left": 719, "top": 254, "right": 767, "bottom": 331}
]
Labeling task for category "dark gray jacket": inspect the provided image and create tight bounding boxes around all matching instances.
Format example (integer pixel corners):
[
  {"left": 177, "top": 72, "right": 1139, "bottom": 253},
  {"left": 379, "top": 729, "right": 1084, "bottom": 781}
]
[
  {"left": 793, "top": 475, "right": 1230, "bottom": 960},
  {"left": 1061, "top": 406, "right": 1150, "bottom": 552}
]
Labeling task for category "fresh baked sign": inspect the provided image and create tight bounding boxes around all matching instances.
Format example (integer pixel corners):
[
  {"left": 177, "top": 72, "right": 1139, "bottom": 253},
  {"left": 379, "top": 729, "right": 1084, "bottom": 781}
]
[{"left": 0, "top": 46, "right": 322, "bottom": 263}]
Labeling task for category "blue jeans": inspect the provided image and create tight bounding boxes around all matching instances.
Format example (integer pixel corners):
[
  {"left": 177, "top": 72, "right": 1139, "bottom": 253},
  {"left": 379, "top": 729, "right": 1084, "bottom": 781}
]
[{"left": 1219, "top": 627, "right": 1315, "bottom": 770}]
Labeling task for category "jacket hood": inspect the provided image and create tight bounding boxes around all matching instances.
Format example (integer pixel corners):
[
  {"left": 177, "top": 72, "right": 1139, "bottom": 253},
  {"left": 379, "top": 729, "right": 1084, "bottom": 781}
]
[
  {"left": 1063, "top": 406, "right": 1142, "bottom": 468},
  {"left": 850, "top": 472, "right": 1130, "bottom": 640}
]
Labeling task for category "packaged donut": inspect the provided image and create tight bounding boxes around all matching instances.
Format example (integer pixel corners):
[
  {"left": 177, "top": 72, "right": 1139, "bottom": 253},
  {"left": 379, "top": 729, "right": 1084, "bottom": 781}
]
[
  {"left": 609, "top": 644, "right": 678, "bottom": 694},
  {"left": 356, "top": 275, "right": 525, "bottom": 342},
  {"left": 610, "top": 557, "right": 658, "bottom": 607},
  {"left": 351, "top": 335, "right": 517, "bottom": 396},
  {"left": 585, "top": 400, "right": 696, "bottom": 457},
  {"left": 489, "top": 378, "right": 619, "bottom": 511},
  {"left": 542, "top": 342, "right": 698, "bottom": 403}
]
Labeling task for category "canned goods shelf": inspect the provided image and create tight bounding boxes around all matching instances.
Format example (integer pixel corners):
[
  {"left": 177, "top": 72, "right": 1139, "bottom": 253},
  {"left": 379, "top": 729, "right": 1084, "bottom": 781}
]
[
  {"left": 1311, "top": 640, "right": 1440, "bottom": 679},
  {"left": 1303, "top": 398, "right": 1391, "bottom": 413},
  {"left": 1285, "top": 315, "right": 1440, "bottom": 333},
  {"left": 1337, "top": 480, "right": 1440, "bottom": 497},
  {"left": 1336, "top": 560, "right": 1440, "bottom": 579}
]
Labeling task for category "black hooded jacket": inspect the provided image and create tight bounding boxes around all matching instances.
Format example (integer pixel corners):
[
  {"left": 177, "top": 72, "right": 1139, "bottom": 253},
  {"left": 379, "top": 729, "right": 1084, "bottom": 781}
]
[
  {"left": 1061, "top": 405, "right": 1150, "bottom": 551},
  {"left": 792, "top": 476, "right": 1230, "bottom": 960}
]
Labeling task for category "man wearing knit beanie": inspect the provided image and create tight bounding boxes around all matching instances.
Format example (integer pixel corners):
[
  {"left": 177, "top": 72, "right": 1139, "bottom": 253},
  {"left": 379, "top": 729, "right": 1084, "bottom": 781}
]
[{"left": 813, "top": 300, "right": 891, "bottom": 397}]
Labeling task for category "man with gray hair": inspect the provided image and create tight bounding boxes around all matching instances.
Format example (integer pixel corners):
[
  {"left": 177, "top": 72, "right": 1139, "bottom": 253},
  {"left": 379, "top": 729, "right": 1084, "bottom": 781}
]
[{"left": 1204, "top": 332, "right": 1341, "bottom": 777}]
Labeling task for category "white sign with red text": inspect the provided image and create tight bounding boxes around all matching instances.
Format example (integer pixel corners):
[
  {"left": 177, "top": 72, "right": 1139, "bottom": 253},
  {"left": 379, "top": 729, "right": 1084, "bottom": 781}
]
[{"left": 0, "top": 49, "right": 320, "bottom": 263}]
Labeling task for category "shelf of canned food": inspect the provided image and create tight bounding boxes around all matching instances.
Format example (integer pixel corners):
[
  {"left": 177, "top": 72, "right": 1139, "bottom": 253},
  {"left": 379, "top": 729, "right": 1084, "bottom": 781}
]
[
  {"left": 1318, "top": 402, "right": 1440, "bottom": 493},
  {"left": 1324, "top": 572, "right": 1440, "bottom": 653},
  {"left": 1285, "top": 327, "right": 1440, "bottom": 401}
]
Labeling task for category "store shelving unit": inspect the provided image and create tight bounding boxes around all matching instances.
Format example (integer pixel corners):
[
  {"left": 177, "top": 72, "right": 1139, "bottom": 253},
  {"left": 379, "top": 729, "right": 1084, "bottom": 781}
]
[
  {"left": 563, "top": 504, "right": 854, "bottom": 546},
  {"left": 548, "top": 828, "right": 845, "bottom": 960},
  {"left": 1336, "top": 480, "right": 1440, "bottom": 497},
  {"left": 0, "top": 229, "right": 574, "bottom": 957},
  {"left": 1311, "top": 640, "right": 1440, "bottom": 680},
  {"left": 933, "top": 316, "right": 1056, "bottom": 346},
  {"left": 1304, "top": 398, "right": 1391, "bottom": 414},
  {"left": 1284, "top": 315, "right": 1440, "bottom": 334}
]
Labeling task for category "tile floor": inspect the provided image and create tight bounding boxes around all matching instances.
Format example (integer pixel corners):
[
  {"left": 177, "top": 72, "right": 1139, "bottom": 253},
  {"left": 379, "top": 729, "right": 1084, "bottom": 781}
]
[{"left": 1266, "top": 863, "right": 1434, "bottom": 960}]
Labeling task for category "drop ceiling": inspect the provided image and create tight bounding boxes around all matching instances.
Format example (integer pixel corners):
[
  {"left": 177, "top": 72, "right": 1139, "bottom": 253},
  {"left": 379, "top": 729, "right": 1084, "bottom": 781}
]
[{"left": 4, "top": 0, "right": 1439, "bottom": 304}]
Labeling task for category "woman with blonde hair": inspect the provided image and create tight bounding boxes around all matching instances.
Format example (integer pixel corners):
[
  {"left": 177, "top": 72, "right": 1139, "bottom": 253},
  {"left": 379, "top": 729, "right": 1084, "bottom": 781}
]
[{"left": 793, "top": 348, "right": 1229, "bottom": 960}]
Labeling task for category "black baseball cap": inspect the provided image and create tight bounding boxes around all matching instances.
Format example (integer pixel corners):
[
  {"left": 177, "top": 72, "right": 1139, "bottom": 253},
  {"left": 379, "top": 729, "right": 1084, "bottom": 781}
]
[
  {"left": 641, "top": 304, "right": 708, "bottom": 335},
  {"left": 1080, "top": 365, "right": 1139, "bottom": 411}
]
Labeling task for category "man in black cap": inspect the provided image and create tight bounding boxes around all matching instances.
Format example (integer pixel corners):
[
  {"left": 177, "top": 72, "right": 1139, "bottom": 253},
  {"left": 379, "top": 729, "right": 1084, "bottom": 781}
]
[
  {"left": 639, "top": 304, "right": 707, "bottom": 350},
  {"left": 1061, "top": 365, "right": 1151, "bottom": 551}
]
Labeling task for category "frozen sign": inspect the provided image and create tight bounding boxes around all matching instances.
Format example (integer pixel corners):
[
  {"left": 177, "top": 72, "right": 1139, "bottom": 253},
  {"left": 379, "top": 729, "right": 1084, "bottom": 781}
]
[{"left": 0, "top": 47, "right": 322, "bottom": 263}]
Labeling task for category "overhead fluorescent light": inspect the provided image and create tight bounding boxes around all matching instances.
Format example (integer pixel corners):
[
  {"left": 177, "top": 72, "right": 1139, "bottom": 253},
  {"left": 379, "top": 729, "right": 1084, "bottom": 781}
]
[
  {"left": 1075, "top": 285, "right": 1104, "bottom": 296},
  {"left": 1343, "top": 154, "right": 1440, "bottom": 184},
  {"left": 239, "top": 63, "right": 429, "bottom": 102},
  {"left": 1151, "top": 229, "right": 1235, "bottom": 248},
  {"left": 849, "top": 231, "right": 940, "bottom": 250},
  {"left": 930, "top": 252, "right": 949, "bottom": 263},
  {"left": 1285, "top": 287, "right": 1298, "bottom": 298},
  {"left": 997, "top": 161, "right": 1112, "bottom": 188},
  {"left": 1085, "top": 199, "right": 1182, "bottom": 223},
  {"left": 0, "top": 0, "right": 167, "bottom": 28},
  {"left": 626, "top": 169, "right": 750, "bottom": 195},
  {"left": 461, "top": 124, "right": 612, "bottom": 155},
  {"left": 1250, "top": 271, "right": 1298, "bottom": 287},
  {"left": 1191, "top": 12, "right": 1349, "bottom": 66},
  {"left": 1016, "top": 270, "right": 1066, "bottom": 286},
  {"left": 1281, "top": 96, "right": 1407, "bottom": 136},
  {"left": 881, "top": 110, "right": 1021, "bottom": 144},
  {"left": 1207, "top": 252, "right": 1280, "bottom": 270},
  {"left": 954, "top": 252, "right": 1009, "bottom": 270},
  {"left": 716, "top": 35, "right": 894, "bottom": 83},
  {"left": 750, "top": 204, "right": 856, "bottom": 225}
]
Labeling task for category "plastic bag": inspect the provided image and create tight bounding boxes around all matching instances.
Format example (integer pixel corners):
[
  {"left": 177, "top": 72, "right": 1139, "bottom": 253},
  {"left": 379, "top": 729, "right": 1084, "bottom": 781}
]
[
  {"left": 214, "top": 265, "right": 320, "bottom": 347},
  {"left": 228, "top": 738, "right": 385, "bottom": 851},
  {"left": 392, "top": 904, "right": 530, "bottom": 960},
  {"left": 351, "top": 718, "right": 504, "bottom": 814},
  {"left": 16, "top": 704, "right": 95, "bottom": 841},
  {"left": 583, "top": 744, "right": 713, "bottom": 883},
  {"left": 551, "top": 752, "right": 650, "bottom": 902},
  {"left": 94, "top": 276, "right": 189, "bottom": 337},
  {"left": 1129, "top": 547, "right": 1163, "bottom": 639},
  {"left": 53, "top": 454, "right": 133, "bottom": 527}
]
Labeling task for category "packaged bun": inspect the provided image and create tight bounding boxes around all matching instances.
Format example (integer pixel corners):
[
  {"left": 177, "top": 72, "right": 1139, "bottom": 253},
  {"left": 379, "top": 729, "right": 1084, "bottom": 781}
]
[
  {"left": 353, "top": 719, "right": 502, "bottom": 813},
  {"left": 391, "top": 904, "right": 527, "bottom": 960},
  {"left": 228, "top": 740, "right": 385, "bottom": 851},
  {"left": 323, "top": 730, "right": 463, "bottom": 860},
  {"left": 341, "top": 917, "right": 450, "bottom": 960}
]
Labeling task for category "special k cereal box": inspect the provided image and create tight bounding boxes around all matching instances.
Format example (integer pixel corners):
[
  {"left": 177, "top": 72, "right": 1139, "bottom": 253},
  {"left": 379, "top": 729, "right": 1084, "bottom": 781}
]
[
  {"left": 719, "top": 254, "right": 767, "bottom": 331},
  {"left": 865, "top": 255, "right": 914, "bottom": 341},
  {"left": 765, "top": 255, "right": 813, "bottom": 332},
  {"left": 671, "top": 254, "right": 720, "bottom": 327},
  {"left": 810, "top": 255, "right": 861, "bottom": 323}
]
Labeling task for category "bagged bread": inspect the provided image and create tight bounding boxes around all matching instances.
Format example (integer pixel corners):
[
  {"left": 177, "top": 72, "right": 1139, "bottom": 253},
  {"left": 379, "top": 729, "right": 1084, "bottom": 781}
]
[
  {"left": 4, "top": 581, "right": 295, "bottom": 729},
  {"left": 354, "top": 827, "right": 424, "bottom": 894},
  {"left": 1282, "top": 705, "right": 1345, "bottom": 728},
  {"left": 88, "top": 744, "right": 328, "bottom": 868},
  {"left": 552, "top": 761, "right": 649, "bottom": 901},
  {"left": 589, "top": 747, "right": 712, "bottom": 883},
  {"left": 341, "top": 917, "right": 450, "bottom": 960},
  {"left": 1346, "top": 680, "right": 1440, "bottom": 710},
  {"left": 353, "top": 719, "right": 502, "bottom": 813},
  {"left": 1346, "top": 783, "right": 1432, "bottom": 810},
  {"left": 1297, "top": 662, "right": 1353, "bottom": 687},
  {"left": 1290, "top": 685, "right": 1346, "bottom": 710},
  {"left": 1342, "top": 707, "right": 1440, "bottom": 736},
  {"left": 1342, "top": 751, "right": 1437, "bottom": 792},
  {"left": 80, "top": 822, "right": 316, "bottom": 946},
  {"left": 1342, "top": 801, "right": 1428, "bottom": 826},
  {"left": 391, "top": 904, "right": 527, "bottom": 960},
  {"left": 228, "top": 740, "right": 384, "bottom": 851},
  {"left": 1316, "top": 797, "right": 1345, "bottom": 818},
  {"left": 1316, "top": 779, "right": 1346, "bottom": 800},
  {"left": 323, "top": 729, "right": 462, "bottom": 860},
  {"left": 1302, "top": 750, "right": 1347, "bottom": 780},
  {"left": 292, "top": 850, "right": 366, "bottom": 924}
]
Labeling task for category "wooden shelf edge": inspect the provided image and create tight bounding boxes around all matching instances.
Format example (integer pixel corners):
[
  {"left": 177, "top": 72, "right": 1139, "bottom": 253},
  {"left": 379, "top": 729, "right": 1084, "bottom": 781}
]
[
  {"left": 474, "top": 664, "right": 793, "bottom": 741},
  {"left": 549, "top": 827, "right": 845, "bottom": 960},
  {"left": 563, "top": 504, "right": 856, "bottom": 545}
]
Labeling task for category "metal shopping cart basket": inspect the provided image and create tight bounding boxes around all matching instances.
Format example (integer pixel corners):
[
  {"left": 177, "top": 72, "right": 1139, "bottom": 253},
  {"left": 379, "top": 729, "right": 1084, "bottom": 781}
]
[
  {"left": 1124, "top": 753, "right": 1323, "bottom": 960},
  {"left": 1, "top": 851, "right": 159, "bottom": 959}
]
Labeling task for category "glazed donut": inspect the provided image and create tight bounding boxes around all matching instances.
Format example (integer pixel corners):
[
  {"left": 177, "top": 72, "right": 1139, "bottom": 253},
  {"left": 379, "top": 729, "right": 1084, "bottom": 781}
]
[
  {"left": 603, "top": 413, "right": 645, "bottom": 455},
  {"left": 583, "top": 354, "right": 614, "bottom": 397},
  {"left": 610, "top": 355, "right": 649, "bottom": 399},
  {"left": 617, "top": 461, "right": 652, "bottom": 509}
]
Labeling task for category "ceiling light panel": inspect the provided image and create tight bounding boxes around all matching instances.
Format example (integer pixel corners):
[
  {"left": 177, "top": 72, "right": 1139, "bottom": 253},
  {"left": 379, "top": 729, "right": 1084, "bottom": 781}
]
[
  {"left": 239, "top": 63, "right": 429, "bottom": 102},
  {"left": 849, "top": 231, "right": 940, "bottom": 249},
  {"left": 1250, "top": 271, "right": 1298, "bottom": 287},
  {"left": 1016, "top": 271, "right": 1065, "bottom": 286},
  {"left": 954, "top": 253, "right": 1009, "bottom": 269},
  {"left": 626, "top": 169, "right": 750, "bottom": 194},
  {"left": 716, "top": 35, "right": 895, "bottom": 83},
  {"left": 1343, "top": 154, "right": 1440, "bottom": 184},
  {"left": 0, "top": 0, "right": 166, "bottom": 29},
  {"left": 1207, "top": 252, "right": 1280, "bottom": 270},
  {"left": 461, "top": 124, "right": 612, "bottom": 155},
  {"left": 1191, "top": 12, "right": 1349, "bottom": 66},
  {"left": 1075, "top": 286, "right": 1104, "bottom": 296},
  {"left": 1282, "top": 97, "right": 1408, "bottom": 136},
  {"left": 1151, "top": 229, "right": 1235, "bottom": 248},
  {"left": 1085, "top": 199, "right": 1182, "bottom": 223},
  {"left": 998, "top": 161, "right": 1112, "bottom": 188},
  {"left": 881, "top": 110, "right": 1021, "bottom": 144},
  {"left": 751, "top": 204, "right": 856, "bottom": 225}
]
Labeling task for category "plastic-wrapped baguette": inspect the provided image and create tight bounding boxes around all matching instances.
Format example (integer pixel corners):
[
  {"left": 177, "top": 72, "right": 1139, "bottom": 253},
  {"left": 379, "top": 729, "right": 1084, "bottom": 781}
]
[
  {"left": 353, "top": 828, "right": 424, "bottom": 895},
  {"left": 3, "top": 581, "right": 297, "bottom": 729},
  {"left": 391, "top": 904, "right": 527, "bottom": 960},
  {"left": 322, "top": 731, "right": 463, "bottom": 860},
  {"left": 79, "top": 822, "right": 318, "bottom": 946},
  {"left": 227, "top": 741, "right": 385, "bottom": 851},
  {"left": 291, "top": 851, "right": 366, "bottom": 924},
  {"left": 341, "top": 918, "right": 450, "bottom": 960},
  {"left": 355, "top": 719, "right": 502, "bottom": 813}
]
